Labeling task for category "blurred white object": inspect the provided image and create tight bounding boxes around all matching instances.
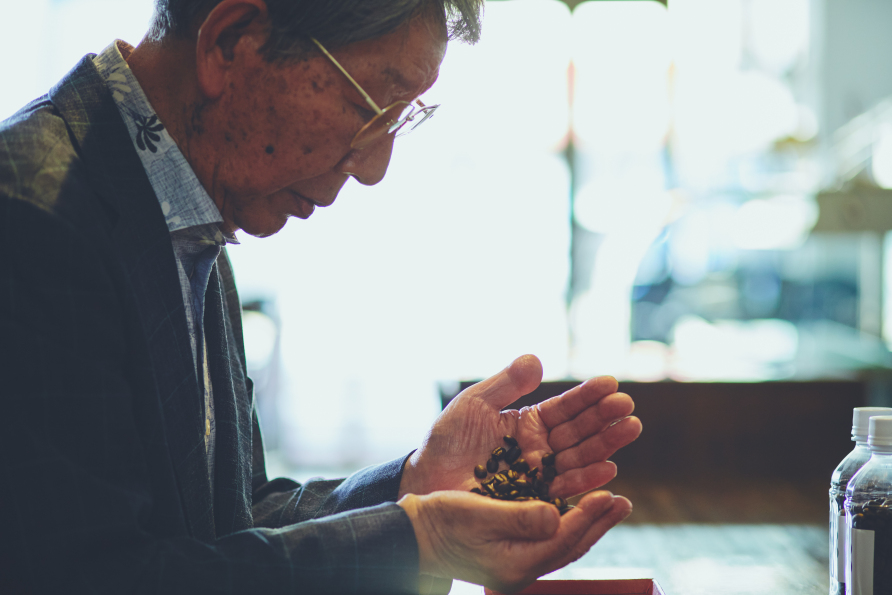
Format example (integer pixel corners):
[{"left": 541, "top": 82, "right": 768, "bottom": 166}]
[
  {"left": 571, "top": 0, "right": 670, "bottom": 153},
  {"left": 671, "top": 316, "right": 798, "bottom": 381}
]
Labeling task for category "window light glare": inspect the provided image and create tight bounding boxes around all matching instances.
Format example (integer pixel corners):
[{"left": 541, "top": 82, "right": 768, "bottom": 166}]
[
  {"left": 574, "top": 180, "right": 671, "bottom": 235},
  {"left": 732, "top": 195, "right": 819, "bottom": 251},
  {"left": 435, "top": 0, "right": 571, "bottom": 153},
  {"left": 747, "top": 0, "right": 810, "bottom": 75},
  {"left": 670, "top": 316, "right": 798, "bottom": 381},
  {"left": 669, "top": 0, "right": 743, "bottom": 74},
  {"left": 571, "top": 1, "right": 670, "bottom": 151},
  {"left": 872, "top": 124, "right": 892, "bottom": 189}
]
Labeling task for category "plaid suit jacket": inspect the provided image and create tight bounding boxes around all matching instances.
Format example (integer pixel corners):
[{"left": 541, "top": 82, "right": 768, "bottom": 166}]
[{"left": 0, "top": 55, "right": 435, "bottom": 594}]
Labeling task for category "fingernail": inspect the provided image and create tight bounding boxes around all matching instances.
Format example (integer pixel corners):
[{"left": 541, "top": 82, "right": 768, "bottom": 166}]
[{"left": 620, "top": 508, "right": 633, "bottom": 520}]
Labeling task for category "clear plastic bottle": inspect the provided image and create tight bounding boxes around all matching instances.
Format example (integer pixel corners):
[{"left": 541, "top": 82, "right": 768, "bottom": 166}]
[
  {"left": 830, "top": 408, "right": 892, "bottom": 595},
  {"left": 845, "top": 416, "right": 892, "bottom": 595}
]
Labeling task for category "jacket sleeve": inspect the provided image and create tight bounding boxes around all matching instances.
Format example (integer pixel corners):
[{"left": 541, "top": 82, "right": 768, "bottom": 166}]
[
  {"left": 0, "top": 195, "right": 423, "bottom": 595},
  {"left": 251, "top": 409, "right": 416, "bottom": 528}
]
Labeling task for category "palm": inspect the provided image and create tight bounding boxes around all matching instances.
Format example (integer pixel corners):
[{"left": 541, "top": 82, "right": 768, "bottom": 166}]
[
  {"left": 418, "top": 395, "right": 552, "bottom": 493},
  {"left": 406, "top": 355, "right": 642, "bottom": 499}
]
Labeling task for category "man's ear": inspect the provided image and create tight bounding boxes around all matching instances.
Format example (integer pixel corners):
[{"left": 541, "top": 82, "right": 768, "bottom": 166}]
[{"left": 195, "top": 0, "right": 269, "bottom": 99}]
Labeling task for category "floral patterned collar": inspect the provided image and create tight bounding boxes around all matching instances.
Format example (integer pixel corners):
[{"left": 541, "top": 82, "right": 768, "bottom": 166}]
[{"left": 93, "top": 40, "right": 237, "bottom": 245}]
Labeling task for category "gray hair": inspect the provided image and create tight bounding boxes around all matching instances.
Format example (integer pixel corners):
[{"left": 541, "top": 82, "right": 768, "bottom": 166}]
[{"left": 148, "top": 0, "right": 483, "bottom": 60}]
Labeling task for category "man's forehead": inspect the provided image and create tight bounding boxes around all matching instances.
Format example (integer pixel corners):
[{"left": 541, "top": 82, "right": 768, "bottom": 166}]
[
  {"left": 381, "top": 64, "right": 437, "bottom": 96},
  {"left": 355, "top": 13, "right": 447, "bottom": 95}
]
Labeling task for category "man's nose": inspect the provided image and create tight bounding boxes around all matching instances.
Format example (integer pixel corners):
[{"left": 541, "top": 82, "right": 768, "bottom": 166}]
[{"left": 335, "top": 133, "right": 396, "bottom": 186}]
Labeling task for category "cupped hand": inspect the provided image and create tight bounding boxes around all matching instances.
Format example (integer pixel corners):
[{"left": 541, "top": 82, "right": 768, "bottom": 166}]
[
  {"left": 398, "top": 489, "right": 633, "bottom": 592},
  {"left": 399, "top": 354, "right": 642, "bottom": 500}
]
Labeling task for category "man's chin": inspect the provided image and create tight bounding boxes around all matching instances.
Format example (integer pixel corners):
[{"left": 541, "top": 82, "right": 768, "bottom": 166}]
[{"left": 236, "top": 213, "right": 290, "bottom": 239}]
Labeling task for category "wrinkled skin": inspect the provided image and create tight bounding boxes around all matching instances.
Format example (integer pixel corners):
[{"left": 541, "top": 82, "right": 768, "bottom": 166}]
[
  {"left": 400, "top": 489, "right": 631, "bottom": 593},
  {"left": 397, "top": 354, "right": 642, "bottom": 592},
  {"left": 400, "top": 354, "right": 642, "bottom": 500}
]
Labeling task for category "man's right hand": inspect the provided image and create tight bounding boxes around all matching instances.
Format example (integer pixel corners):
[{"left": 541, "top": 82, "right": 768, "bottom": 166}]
[{"left": 397, "top": 489, "right": 632, "bottom": 593}]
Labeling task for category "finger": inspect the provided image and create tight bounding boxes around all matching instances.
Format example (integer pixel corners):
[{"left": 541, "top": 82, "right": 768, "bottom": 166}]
[
  {"left": 461, "top": 354, "right": 543, "bottom": 411},
  {"left": 555, "top": 416, "right": 643, "bottom": 473},
  {"left": 519, "top": 490, "right": 616, "bottom": 568},
  {"left": 548, "top": 460, "right": 617, "bottom": 498},
  {"left": 538, "top": 492, "right": 632, "bottom": 575},
  {"left": 536, "top": 376, "right": 619, "bottom": 429},
  {"left": 547, "top": 392, "right": 635, "bottom": 452}
]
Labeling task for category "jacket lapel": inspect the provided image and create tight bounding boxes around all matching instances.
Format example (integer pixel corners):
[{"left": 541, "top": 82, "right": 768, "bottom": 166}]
[
  {"left": 48, "top": 55, "right": 216, "bottom": 542},
  {"left": 204, "top": 257, "right": 254, "bottom": 535}
]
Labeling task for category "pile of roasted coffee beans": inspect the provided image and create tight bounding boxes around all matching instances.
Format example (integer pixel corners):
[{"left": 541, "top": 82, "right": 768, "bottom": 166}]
[
  {"left": 469, "top": 435, "right": 570, "bottom": 515},
  {"left": 850, "top": 498, "right": 892, "bottom": 592}
]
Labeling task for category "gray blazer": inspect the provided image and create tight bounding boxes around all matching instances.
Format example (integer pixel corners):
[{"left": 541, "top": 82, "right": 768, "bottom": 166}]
[{"left": 0, "top": 54, "right": 432, "bottom": 594}]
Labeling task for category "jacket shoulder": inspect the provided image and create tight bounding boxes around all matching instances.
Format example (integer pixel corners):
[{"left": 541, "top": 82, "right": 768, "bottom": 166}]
[
  {"left": 0, "top": 97, "right": 91, "bottom": 214},
  {"left": 0, "top": 97, "right": 114, "bottom": 234}
]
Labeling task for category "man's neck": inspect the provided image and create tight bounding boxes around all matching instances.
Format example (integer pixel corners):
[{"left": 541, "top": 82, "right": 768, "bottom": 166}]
[{"left": 127, "top": 38, "right": 223, "bottom": 222}]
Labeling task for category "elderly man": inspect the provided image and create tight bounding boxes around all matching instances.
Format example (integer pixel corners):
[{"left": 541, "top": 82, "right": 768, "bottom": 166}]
[{"left": 0, "top": 0, "right": 642, "bottom": 593}]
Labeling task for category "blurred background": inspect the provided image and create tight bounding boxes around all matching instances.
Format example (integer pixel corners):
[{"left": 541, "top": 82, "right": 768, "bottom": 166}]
[
  {"left": 5, "top": 2, "right": 892, "bottom": 591},
  {"left": 5, "top": 0, "right": 892, "bottom": 471}
]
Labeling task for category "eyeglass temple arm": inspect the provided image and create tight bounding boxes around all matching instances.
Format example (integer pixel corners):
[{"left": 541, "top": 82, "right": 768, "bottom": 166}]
[{"left": 310, "top": 38, "right": 384, "bottom": 116}]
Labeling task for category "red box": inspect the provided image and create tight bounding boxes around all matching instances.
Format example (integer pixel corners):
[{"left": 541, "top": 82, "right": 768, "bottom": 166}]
[{"left": 484, "top": 579, "right": 666, "bottom": 595}]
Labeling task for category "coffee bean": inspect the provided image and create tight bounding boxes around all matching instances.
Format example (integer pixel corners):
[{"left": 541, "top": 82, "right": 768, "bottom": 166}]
[
  {"left": 511, "top": 459, "right": 530, "bottom": 474},
  {"left": 470, "top": 437, "right": 564, "bottom": 514}
]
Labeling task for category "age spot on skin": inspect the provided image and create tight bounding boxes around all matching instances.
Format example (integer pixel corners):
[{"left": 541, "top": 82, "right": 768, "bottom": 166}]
[
  {"left": 265, "top": 145, "right": 275, "bottom": 154},
  {"left": 302, "top": 146, "right": 313, "bottom": 155},
  {"left": 225, "top": 132, "right": 232, "bottom": 142}
]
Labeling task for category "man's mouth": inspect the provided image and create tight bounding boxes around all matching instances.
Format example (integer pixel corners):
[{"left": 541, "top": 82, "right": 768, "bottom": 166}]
[{"left": 288, "top": 191, "right": 317, "bottom": 219}]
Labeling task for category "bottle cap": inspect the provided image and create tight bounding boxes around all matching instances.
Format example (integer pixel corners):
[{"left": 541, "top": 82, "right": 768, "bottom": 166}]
[
  {"left": 868, "top": 416, "right": 892, "bottom": 448},
  {"left": 852, "top": 407, "right": 892, "bottom": 441}
]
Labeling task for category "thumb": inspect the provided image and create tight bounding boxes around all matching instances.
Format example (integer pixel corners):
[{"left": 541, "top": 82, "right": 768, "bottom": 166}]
[
  {"left": 475, "top": 498, "right": 560, "bottom": 541},
  {"left": 464, "top": 354, "right": 543, "bottom": 411}
]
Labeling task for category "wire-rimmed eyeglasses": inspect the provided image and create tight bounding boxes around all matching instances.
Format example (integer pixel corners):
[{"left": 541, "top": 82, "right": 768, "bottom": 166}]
[{"left": 311, "top": 37, "right": 439, "bottom": 150}]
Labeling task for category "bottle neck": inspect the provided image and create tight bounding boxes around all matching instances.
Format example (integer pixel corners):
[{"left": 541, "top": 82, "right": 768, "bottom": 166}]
[{"left": 869, "top": 445, "right": 892, "bottom": 455}]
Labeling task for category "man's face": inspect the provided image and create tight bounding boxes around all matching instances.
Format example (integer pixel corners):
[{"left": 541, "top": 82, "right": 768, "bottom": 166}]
[{"left": 208, "top": 12, "right": 447, "bottom": 237}]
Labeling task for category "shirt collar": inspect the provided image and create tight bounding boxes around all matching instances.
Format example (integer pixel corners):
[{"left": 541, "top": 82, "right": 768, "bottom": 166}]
[{"left": 93, "top": 40, "right": 238, "bottom": 245}]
